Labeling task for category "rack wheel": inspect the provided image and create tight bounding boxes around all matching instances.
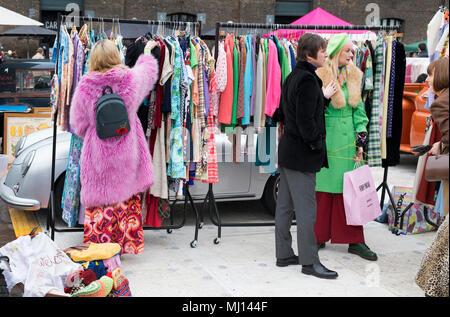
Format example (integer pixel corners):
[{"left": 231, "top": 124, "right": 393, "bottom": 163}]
[
  {"left": 214, "top": 238, "right": 220, "bottom": 245},
  {"left": 190, "top": 240, "right": 198, "bottom": 248},
  {"left": 167, "top": 229, "right": 173, "bottom": 234},
  {"left": 198, "top": 222, "right": 204, "bottom": 229}
]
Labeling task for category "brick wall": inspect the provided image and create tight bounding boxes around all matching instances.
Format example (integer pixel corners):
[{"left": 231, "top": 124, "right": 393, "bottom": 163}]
[
  {"left": 84, "top": 0, "right": 275, "bottom": 29},
  {"left": 0, "top": 0, "right": 447, "bottom": 58},
  {"left": 313, "top": 0, "right": 448, "bottom": 43}
]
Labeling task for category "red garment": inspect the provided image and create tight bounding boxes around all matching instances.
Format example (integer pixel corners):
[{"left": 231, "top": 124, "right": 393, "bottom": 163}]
[
  {"left": 314, "top": 192, "right": 365, "bottom": 244},
  {"left": 143, "top": 128, "right": 162, "bottom": 227},
  {"left": 83, "top": 193, "right": 144, "bottom": 255},
  {"left": 218, "top": 34, "right": 234, "bottom": 125},
  {"left": 144, "top": 192, "right": 162, "bottom": 227},
  {"left": 415, "top": 123, "right": 442, "bottom": 205},
  {"left": 153, "top": 39, "right": 166, "bottom": 129}
]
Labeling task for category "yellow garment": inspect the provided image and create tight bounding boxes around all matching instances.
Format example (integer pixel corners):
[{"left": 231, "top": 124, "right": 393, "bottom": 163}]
[
  {"left": 68, "top": 243, "right": 121, "bottom": 262},
  {"left": 381, "top": 36, "right": 393, "bottom": 159}
]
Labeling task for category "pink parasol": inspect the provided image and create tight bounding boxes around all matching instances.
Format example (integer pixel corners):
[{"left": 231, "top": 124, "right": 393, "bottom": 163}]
[{"left": 266, "top": 7, "right": 374, "bottom": 39}]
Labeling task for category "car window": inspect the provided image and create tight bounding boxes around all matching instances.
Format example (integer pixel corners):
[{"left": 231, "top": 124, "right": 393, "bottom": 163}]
[{"left": 17, "top": 70, "right": 53, "bottom": 92}]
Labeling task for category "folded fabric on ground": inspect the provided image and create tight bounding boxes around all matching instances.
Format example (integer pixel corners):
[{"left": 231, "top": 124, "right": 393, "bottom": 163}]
[
  {"left": 0, "top": 233, "right": 83, "bottom": 297},
  {"left": 65, "top": 242, "right": 121, "bottom": 262}
]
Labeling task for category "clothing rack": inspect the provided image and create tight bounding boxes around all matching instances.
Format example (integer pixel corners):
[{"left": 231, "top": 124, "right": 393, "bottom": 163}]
[
  {"left": 202, "top": 21, "right": 401, "bottom": 245},
  {"left": 48, "top": 13, "right": 203, "bottom": 248},
  {"left": 376, "top": 166, "right": 402, "bottom": 234}
]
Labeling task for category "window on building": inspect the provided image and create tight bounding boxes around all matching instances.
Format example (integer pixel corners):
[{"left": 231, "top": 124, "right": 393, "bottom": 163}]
[
  {"left": 166, "top": 13, "right": 197, "bottom": 23},
  {"left": 275, "top": 0, "right": 311, "bottom": 24},
  {"left": 380, "top": 18, "right": 404, "bottom": 33}
]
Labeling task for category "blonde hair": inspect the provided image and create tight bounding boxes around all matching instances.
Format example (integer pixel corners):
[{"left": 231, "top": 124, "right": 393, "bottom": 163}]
[
  {"left": 88, "top": 39, "right": 128, "bottom": 73},
  {"left": 325, "top": 42, "right": 351, "bottom": 80},
  {"left": 326, "top": 49, "right": 342, "bottom": 80}
]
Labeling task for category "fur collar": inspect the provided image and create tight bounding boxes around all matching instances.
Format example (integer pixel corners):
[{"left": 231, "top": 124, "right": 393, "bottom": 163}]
[{"left": 316, "top": 62, "right": 363, "bottom": 109}]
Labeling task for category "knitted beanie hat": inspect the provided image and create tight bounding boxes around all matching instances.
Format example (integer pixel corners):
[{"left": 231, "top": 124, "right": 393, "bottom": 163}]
[{"left": 327, "top": 33, "right": 351, "bottom": 59}]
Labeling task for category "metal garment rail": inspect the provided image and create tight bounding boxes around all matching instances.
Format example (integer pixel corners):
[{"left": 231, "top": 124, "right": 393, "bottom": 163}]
[
  {"left": 48, "top": 13, "right": 203, "bottom": 248},
  {"left": 204, "top": 21, "right": 401, "bottom": 245}
]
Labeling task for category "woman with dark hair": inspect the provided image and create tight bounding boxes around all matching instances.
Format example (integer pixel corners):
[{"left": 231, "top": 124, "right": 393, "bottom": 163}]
[{"left": 275, "top": 33, "right": 339, "bottom": 279}]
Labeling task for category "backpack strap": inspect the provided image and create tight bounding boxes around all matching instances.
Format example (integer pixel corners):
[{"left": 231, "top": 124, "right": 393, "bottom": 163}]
[{"left": 102, "top": 85, "right": 113, "bottom": 95}]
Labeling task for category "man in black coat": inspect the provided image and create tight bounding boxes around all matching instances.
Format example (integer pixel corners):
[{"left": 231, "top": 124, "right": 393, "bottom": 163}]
[{"left": 275, "top": 33, "right": 339, "bottom": 279}]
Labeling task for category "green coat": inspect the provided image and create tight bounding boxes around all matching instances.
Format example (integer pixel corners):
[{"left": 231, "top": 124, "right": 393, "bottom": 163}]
[{"left": 315, "top": 84, "right": 369, "bottom": 193}]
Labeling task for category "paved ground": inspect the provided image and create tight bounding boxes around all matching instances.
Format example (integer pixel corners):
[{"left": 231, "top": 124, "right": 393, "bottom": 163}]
[
  {"left": 0, "top": 153, "right": 439, "bottom": 297},
  {"left": 19, "top": 153, "right": 435, "bottom": 297}
]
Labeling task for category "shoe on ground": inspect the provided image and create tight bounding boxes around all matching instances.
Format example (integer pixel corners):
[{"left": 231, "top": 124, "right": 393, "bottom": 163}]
[
  {"left": 348, "top": 243, "right": 378, "bottom": 261},
  {"left": 276, "top": 255, "right": 299, "bottom": 267},
  {"left": 318, "top": 242, "right": 326, "bottom": 249},
  {"left": 301, "top": 263, "right": 338, "bottom": 279}
]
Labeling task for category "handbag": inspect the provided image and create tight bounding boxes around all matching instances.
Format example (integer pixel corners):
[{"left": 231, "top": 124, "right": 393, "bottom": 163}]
[
  {"left": 343, "top": 163, "right": 382, "bottom": 226},
  {"left": 386, "top": 186, "right": 440, "bottom": 235},
  {"left": 425, "top": 155, "right": 449, "bottom": 182}
]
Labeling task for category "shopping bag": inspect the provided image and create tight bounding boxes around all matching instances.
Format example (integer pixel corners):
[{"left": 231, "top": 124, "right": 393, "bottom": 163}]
[
  {"left": 343, "top": 164, "right": 382, "bottom": 226},
  {"left": 386, "top": 186, "right": 440, "bottom": 235}
]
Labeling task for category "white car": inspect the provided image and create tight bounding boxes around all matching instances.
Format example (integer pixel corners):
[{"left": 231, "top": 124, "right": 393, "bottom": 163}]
[{"left": 0, "top": 128, "right": 280, "bottom": 217}]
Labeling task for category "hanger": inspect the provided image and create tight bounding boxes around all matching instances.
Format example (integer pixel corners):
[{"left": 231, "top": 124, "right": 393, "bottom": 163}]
[
  {"left": 117, "top": 18, "right": 121, "bottom": 36},
  {"left": 391, "top": 29, "right": 403, "bottom": 38},
  {"left": 102, "top": 18, "right": 108, "bottom": 39},
  {"left": 110, "top": 18, "right": 115, "bottom": 40}
]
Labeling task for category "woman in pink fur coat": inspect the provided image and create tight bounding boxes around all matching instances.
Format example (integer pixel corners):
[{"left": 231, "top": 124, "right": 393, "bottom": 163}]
[{"left": 70, "top": 39, "right": 158, "bottom": 254}]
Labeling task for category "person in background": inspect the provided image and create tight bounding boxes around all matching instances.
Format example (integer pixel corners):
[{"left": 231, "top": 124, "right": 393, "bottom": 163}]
[
  {"left": 415, "top": 57, "right": 449, "bottom": 297},
  {"left": 32, "top": 47, "right": 45, "bottom": 59},
  {"left": 418, "top": 43, "right": 429, "bottom": 58},
  {"left": 415, "top": 73, "right": 428, "bottom": 83},
  {"left": 314, "top": 33, "right": 378, "bottom": 261},
  {"left": 275, "top": 33, "right": 339, "bottom": 279}
]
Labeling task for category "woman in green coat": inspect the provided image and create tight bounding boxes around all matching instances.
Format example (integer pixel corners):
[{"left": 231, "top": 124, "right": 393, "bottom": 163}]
[{"left": 314, "top": 34, "right": 377, "bottom": 261}]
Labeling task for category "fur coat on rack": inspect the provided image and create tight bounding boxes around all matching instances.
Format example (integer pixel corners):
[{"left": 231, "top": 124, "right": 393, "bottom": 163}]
[{"left": 70, "top": 54, "right": 158, "bottom": 207}]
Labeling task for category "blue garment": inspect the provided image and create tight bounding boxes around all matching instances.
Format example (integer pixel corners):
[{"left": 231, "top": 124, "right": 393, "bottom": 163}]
[
  {"left": 52, "top": 27, "right": 69, "bottom": 86},
  {"left": 87, "top": 260, "right": 108, "bottom": 279},
  {"left": 61, "top": 134, "right": 83, "bottom": 227},
  {"left": 289, "top": 44, "right": 296, "bottom": 69},
  {"left": 243, "top": 34, "right": 253, "bottom": 125},
  {"left": 386, "top": 40, "right": 397, "bottom": 138},
  {"left": 167, "top": 38, "right": 186, "bottom": 179},
  {"left": 435, "top": 181, "right": 445, "bottom": 217},
  {"left": 255, "top": 117, "right": 278, "bottom": 174}
]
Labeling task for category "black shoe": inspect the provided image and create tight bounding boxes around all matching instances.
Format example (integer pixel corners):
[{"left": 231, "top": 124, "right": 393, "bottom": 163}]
[
  {"left": 348, "top": 243, "right": 378, "bottom": 261},
  {"left": 276, "top": 255, "right": 299, "bottom": 267},
  {"left": 302, "top": 263, "right": 338, "bottom": 279},
  {"left": 318, "top": 242, "right": 326, "bottom": 249}
]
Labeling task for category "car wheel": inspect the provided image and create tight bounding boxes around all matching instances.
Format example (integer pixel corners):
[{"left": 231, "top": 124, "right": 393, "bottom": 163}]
[
  {"left": 262, "top": 173, "right": 280, "bottom": 217},
  {"left": 48, "top": 172, "right": 65, "bottom": 221}
]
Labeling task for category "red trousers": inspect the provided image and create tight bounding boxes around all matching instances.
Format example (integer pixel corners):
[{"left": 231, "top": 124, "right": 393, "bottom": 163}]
[{"left": 314, "top": 192, "right": 365, "bottom": 244}]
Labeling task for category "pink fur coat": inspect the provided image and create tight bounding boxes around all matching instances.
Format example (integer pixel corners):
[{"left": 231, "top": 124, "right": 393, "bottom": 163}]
[{"left": 69, "top": 54, "right": 158, "bottom": 207}]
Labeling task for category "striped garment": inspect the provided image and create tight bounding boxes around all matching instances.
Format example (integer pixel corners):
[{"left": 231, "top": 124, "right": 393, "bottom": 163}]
[
  {"left": 197, "top": 44, "right": 206, "bottom": 129},
  {"left": 386, "top": 40, "right": 397, "bottom": 138},
  {"left": 367, "top": 35, "right": 384, "bottom": 167},
  {"left": 205, "top": 70, "right": 219, "bottom": 183},
  {"left": 113, "top": 280, "right": 132, "bottom": 297}
]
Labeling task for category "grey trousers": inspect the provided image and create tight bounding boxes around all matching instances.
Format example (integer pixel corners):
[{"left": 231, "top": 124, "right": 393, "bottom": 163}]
[{"left": 275, "top": 167, "right": 320, "bottom": 265}]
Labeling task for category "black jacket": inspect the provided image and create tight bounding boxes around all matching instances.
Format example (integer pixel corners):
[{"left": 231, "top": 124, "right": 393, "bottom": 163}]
[{"left": 277, "top": 61, "right": 329, "bottom": 173}]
